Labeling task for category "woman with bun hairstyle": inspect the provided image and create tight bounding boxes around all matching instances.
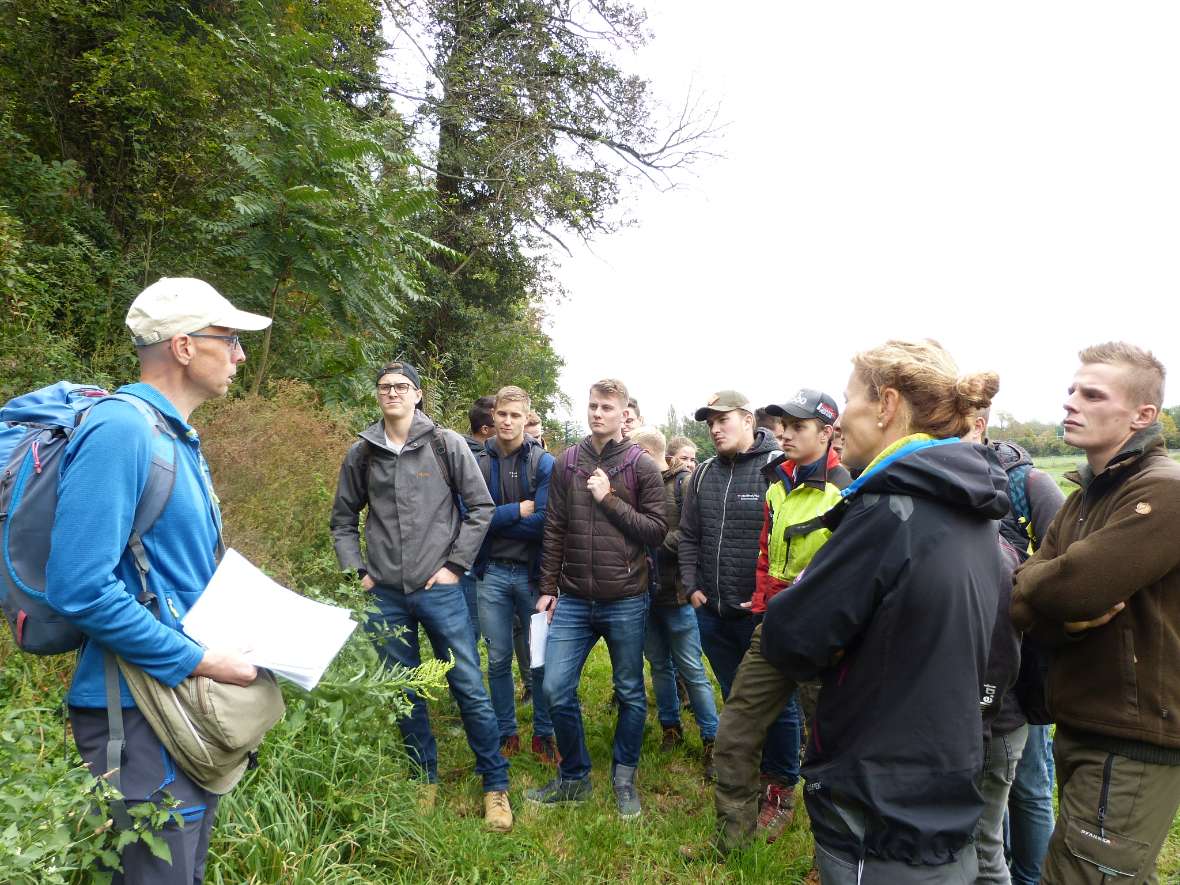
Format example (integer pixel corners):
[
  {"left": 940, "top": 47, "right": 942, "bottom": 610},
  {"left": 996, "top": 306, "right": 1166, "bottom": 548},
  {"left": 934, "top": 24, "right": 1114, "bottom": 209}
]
[{"left": 761, "top": 339, "right": 1009, "bottom": 884}]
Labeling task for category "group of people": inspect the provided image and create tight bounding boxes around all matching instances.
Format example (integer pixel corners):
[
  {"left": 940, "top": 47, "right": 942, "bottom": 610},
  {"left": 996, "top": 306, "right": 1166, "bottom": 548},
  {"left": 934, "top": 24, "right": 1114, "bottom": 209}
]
[{"left": 42, "top": 276, "right": 1180, "bottom": 885}]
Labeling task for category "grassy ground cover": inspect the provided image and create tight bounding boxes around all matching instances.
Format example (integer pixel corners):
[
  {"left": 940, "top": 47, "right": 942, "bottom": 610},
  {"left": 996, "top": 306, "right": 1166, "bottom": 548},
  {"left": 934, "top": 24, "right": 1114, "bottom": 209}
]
[{"left": 1034, "top": 451, "right": 1180, "bottom": 493}]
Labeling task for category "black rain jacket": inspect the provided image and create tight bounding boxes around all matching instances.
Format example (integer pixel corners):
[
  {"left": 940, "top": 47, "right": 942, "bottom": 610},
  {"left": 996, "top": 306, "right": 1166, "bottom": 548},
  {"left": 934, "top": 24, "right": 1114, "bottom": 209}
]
[{"left": 762, "top": 439, "right": 1009, "bottom": 867}]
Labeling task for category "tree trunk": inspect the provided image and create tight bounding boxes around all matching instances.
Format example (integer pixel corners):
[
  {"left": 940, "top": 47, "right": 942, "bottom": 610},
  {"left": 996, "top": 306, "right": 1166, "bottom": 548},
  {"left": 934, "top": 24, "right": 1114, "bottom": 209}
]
[{"left": 249, "top": 275, "right": 284, "bottom": 396}]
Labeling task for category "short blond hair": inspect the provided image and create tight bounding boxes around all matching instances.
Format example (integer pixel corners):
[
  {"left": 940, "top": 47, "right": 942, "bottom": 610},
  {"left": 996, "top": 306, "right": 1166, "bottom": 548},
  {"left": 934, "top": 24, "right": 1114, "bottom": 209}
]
[
  {"left": 852, "top": 339, "right": 999, "bottom": 439},
  {"left": 1079, "top": 341, "right": 1166, "bottom": 408},
  {"left": 494, "top": 385, "right": 531, "bottom": 411},
  {"left": 590, "top": 378, "right": 629, "bottom": 406},
  {"left": 629, "top": 426, "right": 666, "bottom": 457}
]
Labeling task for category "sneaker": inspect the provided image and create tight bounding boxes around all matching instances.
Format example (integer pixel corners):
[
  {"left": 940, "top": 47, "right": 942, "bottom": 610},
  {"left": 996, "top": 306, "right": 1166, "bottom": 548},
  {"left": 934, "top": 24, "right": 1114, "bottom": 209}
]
[
  {"left": 660, "top": 724, "right": 684, "bottom": 751},
  {"left": 612, "top": 764, "right": 641, "bottom": 818},
  {"left": 701, "top": 739, "right": 716, "bottom": 782},
  {"left": 756, "top": 782, "right": 795, "bottom": 843},
  {"left": 525, "top": 776, "right": 592, "bottom": 806},
  {"left": 531, "top": 734, "right": 561, "bottom": 765},
  {"left": 500, "top": 734, "right": 521, "bottom": 757},
  {"left": 483, "top": 790, "right": 513, "bottom": 832}
]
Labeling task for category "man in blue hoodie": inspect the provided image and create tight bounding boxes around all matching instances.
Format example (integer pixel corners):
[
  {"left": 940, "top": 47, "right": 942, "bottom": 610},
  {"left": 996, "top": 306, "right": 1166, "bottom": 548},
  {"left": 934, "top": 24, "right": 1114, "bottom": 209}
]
[
  {"left": 46, "top": 277, "right": 270, "bottom": 884},
  {"left": 476, "top": 385, "right": 557, "bottom": 763}
]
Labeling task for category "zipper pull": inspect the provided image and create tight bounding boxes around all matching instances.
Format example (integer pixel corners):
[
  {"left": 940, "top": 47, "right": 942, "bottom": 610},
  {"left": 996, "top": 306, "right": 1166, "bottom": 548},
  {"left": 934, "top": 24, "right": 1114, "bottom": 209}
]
[{"left": 166, "top": 596, "right": 181, "bottom": 620}]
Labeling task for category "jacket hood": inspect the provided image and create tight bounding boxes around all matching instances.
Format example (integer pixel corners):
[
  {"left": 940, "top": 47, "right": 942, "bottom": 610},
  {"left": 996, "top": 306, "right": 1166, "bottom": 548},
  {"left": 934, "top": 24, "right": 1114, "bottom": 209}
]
[
  {"left": 662, "top": 463, "right": 690, "bottom": 482},
  {"left": 483, "top": 434, "right": 543, "bottom": 460},
  {"left": 718, "top": 427, "right": 780, "bottom": 464},
  {"left": 856, "top": 440, "right": 1010, "bottom": 520},
  {"left": 359, "top": 411, "right": 439, "bottom": 451}
]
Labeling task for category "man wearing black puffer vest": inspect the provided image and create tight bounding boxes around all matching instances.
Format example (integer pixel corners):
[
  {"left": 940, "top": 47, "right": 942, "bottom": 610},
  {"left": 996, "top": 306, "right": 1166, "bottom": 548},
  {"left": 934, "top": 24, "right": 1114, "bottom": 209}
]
[{"left": 678, "top": 390, "right": 802, "bottom": 839}]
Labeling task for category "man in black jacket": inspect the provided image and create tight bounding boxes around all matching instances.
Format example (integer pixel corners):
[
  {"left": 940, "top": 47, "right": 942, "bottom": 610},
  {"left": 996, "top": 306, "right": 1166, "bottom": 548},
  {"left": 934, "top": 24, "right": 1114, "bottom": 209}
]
[{"left": 679, "top": 390, "right": 801, "bottom": 838}]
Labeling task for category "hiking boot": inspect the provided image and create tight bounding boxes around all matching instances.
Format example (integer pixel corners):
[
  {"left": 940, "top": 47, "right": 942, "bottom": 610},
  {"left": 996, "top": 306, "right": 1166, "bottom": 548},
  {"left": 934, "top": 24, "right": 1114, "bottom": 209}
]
[
  {"left": 500, "top": 734, "right": 521, "bottom": 757},
  {"left": 701, "top": 739, "right": 716, "bottom": 782},
  {"left": 612, "top": 764, "right": 642, "bottom": 819},
  {"left": 483, "top": 790, "right": 513, "bottom": 832},
  {"left": 756, "top": 782, "right": 795, "bottom": 843},
  {"left": 531, "top": 734, "right": 560, "bottom": 765},
  {"left": 525, "top": 776, "right": 592, "bottom": 806},
  {"left": 660, "top": 723, "right": 684, "bottom": 751},
  {"left": 417, "top": 783, "right": 439, "bottom": 813}
]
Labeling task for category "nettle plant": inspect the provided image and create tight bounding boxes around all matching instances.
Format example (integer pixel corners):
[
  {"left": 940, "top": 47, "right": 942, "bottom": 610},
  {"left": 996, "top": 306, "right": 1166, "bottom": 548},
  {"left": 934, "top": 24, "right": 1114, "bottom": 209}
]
[{"left": 0, "top": 706, "right": 179, "bottom": 884}]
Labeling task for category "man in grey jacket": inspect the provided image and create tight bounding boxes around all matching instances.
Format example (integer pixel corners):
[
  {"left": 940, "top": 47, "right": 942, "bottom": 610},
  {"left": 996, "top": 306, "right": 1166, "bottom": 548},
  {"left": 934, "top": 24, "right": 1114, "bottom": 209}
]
[{"left": 330, "top": 361, "right": 511, "bottom": 831}]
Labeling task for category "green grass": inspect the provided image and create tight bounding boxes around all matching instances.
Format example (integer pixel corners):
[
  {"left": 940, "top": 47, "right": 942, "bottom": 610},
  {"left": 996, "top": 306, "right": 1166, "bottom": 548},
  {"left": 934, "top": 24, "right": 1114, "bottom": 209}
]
[
  {"left": 233, "top": 636, "right": 1178, "bottom": 884},
  {"left": 1035, "top": 451, "right": 1180, "bottom": 493}
]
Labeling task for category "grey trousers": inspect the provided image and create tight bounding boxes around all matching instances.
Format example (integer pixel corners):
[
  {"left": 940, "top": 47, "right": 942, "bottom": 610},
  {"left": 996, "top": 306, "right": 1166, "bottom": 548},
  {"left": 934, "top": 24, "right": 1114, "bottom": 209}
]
[
  {"left": 72, "top": 705, "right": 219, "bottom": 885},
  {"left": 976, "top": 724, "right": 1029, "bottom": 884},
  {"left": 815, "top": 841, "right": 980, "bottom": 884}
]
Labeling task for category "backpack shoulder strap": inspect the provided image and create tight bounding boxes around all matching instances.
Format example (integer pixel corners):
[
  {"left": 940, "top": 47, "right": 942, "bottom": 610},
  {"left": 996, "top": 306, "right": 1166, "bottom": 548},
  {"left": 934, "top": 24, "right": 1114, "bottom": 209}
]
[
  {"left": 617, "top": 443, "right": 645, "bottom": 502},
  {"left": 105, "top": 394, "right": 181, "bottom": 600},
  {"left": 562, "top": 444, "right": 582, "bottom": 481},
  {"left": 693, "top": 457, "right": 715, "bottom": 494},
  {"left": 674, "top": 471, "right": 687, "bottom": 509},
  {"left": 429, "top": 426, "right": 459, "bottom": 500}
]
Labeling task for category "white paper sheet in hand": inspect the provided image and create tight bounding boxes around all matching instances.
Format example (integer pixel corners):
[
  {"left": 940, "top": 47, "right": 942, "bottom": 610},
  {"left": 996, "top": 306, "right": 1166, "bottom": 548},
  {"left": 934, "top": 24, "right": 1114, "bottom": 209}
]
[
  {"left": 529, "top": 612, "right": 549, "bottom": 669},
  {"left": 182, "top": 548, "right": 357, "bottom": 690}
]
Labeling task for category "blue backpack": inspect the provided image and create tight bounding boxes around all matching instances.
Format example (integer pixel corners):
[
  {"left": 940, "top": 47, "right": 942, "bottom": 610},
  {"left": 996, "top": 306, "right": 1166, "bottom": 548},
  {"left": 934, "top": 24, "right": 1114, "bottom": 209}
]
[{"left": 0, "top": 382, "right": 177, "bottom": 654}]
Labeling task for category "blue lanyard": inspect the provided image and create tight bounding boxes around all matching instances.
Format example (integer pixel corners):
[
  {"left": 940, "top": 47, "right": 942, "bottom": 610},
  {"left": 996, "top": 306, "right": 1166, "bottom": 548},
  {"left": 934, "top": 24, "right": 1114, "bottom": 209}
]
[{"left": 840, "top": 437, "right": 961, "bottom": 499}]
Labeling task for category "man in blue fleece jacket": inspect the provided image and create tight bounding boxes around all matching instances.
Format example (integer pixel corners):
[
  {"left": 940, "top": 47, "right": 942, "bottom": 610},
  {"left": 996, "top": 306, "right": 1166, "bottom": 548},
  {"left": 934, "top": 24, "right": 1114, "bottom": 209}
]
[{"left": 46, "top": 277, "right": 270, "bottom": 884}]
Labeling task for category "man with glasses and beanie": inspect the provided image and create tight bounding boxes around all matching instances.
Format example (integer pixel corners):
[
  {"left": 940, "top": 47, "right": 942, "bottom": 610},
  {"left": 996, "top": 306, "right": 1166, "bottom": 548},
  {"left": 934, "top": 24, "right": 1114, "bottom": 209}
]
[
  {"left": 330, "top": 361, "right": 513, "bottom": 831},
  {"left": 46, "top": 277, "right": 268, "bottom": 882}
]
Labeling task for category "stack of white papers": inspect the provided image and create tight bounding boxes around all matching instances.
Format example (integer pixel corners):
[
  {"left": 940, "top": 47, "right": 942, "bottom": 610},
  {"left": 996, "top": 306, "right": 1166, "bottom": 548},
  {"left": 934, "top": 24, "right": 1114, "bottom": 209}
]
[
  {"left": 529, "top": 612, "right": 549, "bottom": 669},
  {"left": 182, "top": 548, "right": 357, "bottom": 690}
]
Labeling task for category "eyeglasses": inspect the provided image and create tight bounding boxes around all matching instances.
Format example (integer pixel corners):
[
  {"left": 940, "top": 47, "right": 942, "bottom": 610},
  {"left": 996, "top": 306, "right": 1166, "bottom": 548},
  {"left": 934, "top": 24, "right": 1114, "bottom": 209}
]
[
  {"left": 188, "top": 332, "right": 242, "bottom": 353},
  {"left": 377, "top": 382, "right": 415, "bottom": 396}
]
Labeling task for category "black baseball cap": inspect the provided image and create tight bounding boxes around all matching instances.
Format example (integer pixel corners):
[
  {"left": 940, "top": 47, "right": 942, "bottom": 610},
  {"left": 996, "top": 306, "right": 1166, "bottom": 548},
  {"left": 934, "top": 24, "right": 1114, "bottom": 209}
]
[
  {"left": 766, "top": 388, "right": 839, "bottom": 425},
  {"left": 376, "top": 361, "right": 422, "bottom": 389}
]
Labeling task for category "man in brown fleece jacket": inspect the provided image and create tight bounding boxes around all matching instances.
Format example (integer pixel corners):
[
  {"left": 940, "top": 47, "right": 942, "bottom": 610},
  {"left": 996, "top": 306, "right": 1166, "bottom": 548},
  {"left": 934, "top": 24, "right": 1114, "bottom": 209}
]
[{"left": 1012, "top": 341, "right": 1180, "bottom": 884}]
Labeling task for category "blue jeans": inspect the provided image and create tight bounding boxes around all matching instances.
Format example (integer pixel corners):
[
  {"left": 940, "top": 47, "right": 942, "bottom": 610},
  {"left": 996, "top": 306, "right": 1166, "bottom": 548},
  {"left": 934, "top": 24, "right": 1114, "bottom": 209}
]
[
  {"left": 695, "top": 605, "right": 800, "bottom": 783},
  {"left": 477, "top": 561, "right": 552, "bottom": 739},
  {"left": 542, "top": 593, "right": 648, "bottom": 782},
  {"left": 645, "top": 603, "right": 719, "bottom": 740},
  {"left": 1005, "top": 723, "right": 1055, "bottom": 884},
  {"left": 459, "top": 572, "right": 480, "bottom": 640},
  {"left": 366, "top": 582, "right": 508, "bottom": 792}
]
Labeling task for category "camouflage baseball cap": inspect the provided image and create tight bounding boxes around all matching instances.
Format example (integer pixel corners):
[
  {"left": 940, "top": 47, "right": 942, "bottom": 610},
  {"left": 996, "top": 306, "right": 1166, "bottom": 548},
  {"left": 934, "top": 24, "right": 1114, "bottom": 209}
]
[{"left": 693, "top": 390, "right": 751, "bottom": 421}]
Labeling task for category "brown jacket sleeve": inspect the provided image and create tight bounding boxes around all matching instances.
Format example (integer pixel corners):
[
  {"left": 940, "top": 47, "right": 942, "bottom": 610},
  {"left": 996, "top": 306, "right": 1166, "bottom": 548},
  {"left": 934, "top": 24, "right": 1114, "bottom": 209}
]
[
  {"left": 539, "top": 454, "right": 569, "bottom": 596},
  {"left": 598, "top": 452, "right": 668, "bottom": 546},
  {"left": 1013, "top": 469, "right": 1180, "bottom": 624}
]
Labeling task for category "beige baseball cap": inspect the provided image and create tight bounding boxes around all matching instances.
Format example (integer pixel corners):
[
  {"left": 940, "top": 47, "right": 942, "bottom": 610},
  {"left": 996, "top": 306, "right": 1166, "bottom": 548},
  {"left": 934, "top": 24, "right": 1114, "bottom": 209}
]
[
  {"left": 125, "top": 277, "right": 271, "bottom": 346},
  {"left": 693, "top": 390, "right": 751, "bottom": 421}
]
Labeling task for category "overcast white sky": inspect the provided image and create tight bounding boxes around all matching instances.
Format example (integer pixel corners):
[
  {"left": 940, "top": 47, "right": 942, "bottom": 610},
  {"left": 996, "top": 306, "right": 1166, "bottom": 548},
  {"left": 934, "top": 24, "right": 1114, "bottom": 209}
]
[{"left": 546, "top": 2, "right": 1180, "bottom": 430}]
